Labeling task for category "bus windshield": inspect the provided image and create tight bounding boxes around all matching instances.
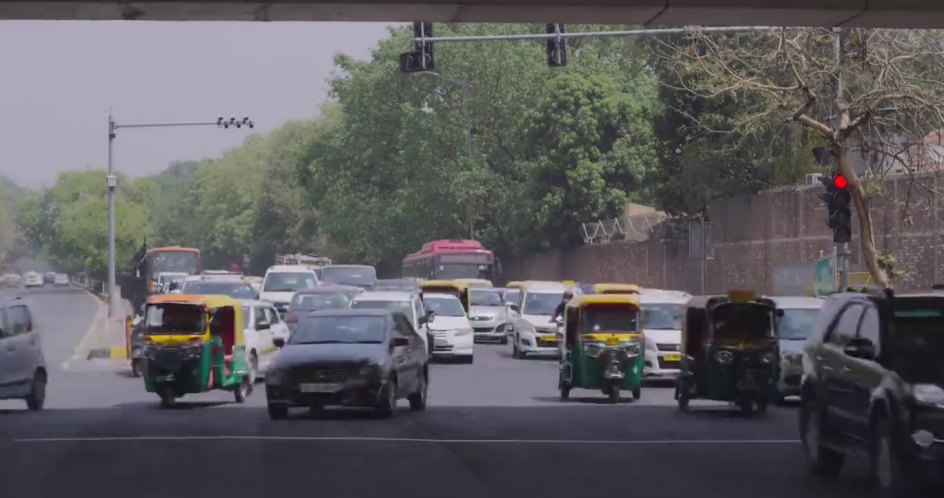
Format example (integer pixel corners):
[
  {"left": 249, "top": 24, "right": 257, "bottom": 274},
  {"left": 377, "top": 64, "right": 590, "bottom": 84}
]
[{"left": 149, "top": 251, "right": 200, "bottom": 280}]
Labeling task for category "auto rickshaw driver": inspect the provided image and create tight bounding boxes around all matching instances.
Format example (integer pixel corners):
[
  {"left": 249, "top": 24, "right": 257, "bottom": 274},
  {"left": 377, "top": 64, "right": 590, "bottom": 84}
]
[{"left": 551, "top": 290, "right": 574, "bottom": 323}]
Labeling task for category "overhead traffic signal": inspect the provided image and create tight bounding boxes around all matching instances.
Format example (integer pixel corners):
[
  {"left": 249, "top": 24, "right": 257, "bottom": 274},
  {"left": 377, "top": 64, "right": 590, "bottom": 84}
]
[
  {"left": 546, "top": 23, "right": 567, "bottom": 67},
  {"left": 818, "top": 172, "right": 852, "bottom": 243},
  {"left": 399, "top": 22, "right": 434, "bottom": 73}
]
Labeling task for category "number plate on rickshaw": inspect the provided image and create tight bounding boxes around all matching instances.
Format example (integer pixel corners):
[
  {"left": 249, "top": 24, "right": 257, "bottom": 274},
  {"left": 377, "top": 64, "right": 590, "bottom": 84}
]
[
  {"left": 299, "top": 383, "right": 343, "bottom": 393},
  {"left": 663, "top": 353, "right": 682, "bottom": 362},
  {"left": 539, "top": 336, "right": 557, "bottom": 345}
]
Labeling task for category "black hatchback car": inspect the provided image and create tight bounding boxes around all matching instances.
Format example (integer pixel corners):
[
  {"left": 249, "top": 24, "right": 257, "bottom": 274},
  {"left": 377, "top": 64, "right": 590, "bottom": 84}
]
[
  {"left": 265, "top": 309, "right": 429, "bottom": 419},
  {"left": 799, "top": 289, "right": 944, "bottom": 495}
]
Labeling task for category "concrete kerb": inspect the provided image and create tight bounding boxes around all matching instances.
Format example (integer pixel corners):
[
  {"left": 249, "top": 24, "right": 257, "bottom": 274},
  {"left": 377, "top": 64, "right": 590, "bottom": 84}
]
[{"left": 72, "top": 285, "right": 133, "bottom": 363}]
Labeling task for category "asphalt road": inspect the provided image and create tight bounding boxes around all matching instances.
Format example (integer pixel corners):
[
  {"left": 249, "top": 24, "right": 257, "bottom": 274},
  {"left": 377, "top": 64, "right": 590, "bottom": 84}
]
[{"left": 0, "top": 288, "right": 882, "bottom": 498}]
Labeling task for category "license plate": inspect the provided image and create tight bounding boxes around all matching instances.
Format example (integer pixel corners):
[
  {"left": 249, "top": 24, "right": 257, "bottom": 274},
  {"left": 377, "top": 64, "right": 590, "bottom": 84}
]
[
  {"left": 156, "top": 374, "right": 175, "bottom": 382},
  {"left": 299, "top": 383, "right": 343, "bottom": 393},
  {"left": 434, "top": 338, "right": 450, "bottom": 347},
  {"left": 663, "top": 353, "right": 682, "bottom": 362},
  {"left": 539, "top": 337, "right": 557, "bottom": 345}
]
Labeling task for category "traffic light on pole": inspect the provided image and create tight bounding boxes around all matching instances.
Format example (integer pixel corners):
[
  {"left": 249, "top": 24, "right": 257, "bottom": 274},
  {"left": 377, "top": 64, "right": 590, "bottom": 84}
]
[
  {"left": 399, "top": 22, "right": 434, "bottom": 73},
  {"left": 818, "top": 172, "right": 852, "bottom": 243},
  {"left": 546, "top": 23, "right": 567, "bottom": 67}
]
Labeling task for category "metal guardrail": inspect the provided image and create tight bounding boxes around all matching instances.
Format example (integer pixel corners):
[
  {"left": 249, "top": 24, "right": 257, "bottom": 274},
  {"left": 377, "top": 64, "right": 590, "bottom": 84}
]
[{"left": 581, "top": 212, "right": 667, "bottom": 244}]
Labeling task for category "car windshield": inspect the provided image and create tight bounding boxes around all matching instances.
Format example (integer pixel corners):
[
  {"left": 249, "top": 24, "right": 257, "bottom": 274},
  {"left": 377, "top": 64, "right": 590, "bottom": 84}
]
[
  {"left": 350, "top": 300, "right": 415, "bottom": 322},
  {"left": 289, "top": 293, "right": 351, "bottom": 311},
  {"left": 889, "top": 301, "right": 944, "bottom": 384},
  {"left": 145, "top": 303, "right": 206, "bottom": 334},
  {"left": 712, "top": 303, "right": 775, "bottom": 339},
  {"left": 181, "top": 281, "right": 255, "bottom": 299},
  {"left": 263, "top": 272, "right": 317, "bottom": 292},
  {"left": 504, "top": 289, "right": 520, "bottom": 303},
  {"left": 320, "top": 266, "right": 377, "bottom": 287},
  {"left": 581, "top": 305, "right": 639, "bottom": 333},
  {"left": 642, "top": 303, "right": 685, "bottom": 330},
  {"left": 290, "top": 315, "right": 386, "bottom": 345},
  {"left": 471, "top": 290, "right": 503, "bottom": 307},
  {"left": 776, "top": 308, "right": 820, "bottom": 340},
  {"left": 522, "top": 292, "right": 562, "bottom": 316},
  {"left": 423, "top": 295, "right": 466, "bottom": 317}
]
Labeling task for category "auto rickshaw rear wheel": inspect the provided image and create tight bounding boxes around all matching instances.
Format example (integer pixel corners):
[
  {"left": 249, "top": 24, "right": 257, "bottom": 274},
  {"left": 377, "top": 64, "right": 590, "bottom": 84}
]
[
  {"left": 738, "top": 396, "right": 755, "bottom": 417},
  {"left": 607, "top": 384, "right": 620, "bottom": 403},
  {"left": 675, "top": 380, "right": 690, "bottom": 412},
  {"left": 631, "top": 387, "right": 641, "bottom": 400},
  {"left": 559, "top": 387, "right": 570, "bottom": 401},
  {"left": 268, "top": 403, "right": 288, "bottom": 420},
  {"left": 131, "top": 359, "right": 143, "bottom": 378},
  {"left": 159, "top": 389, "right": 176, "bottom": 408},
  {"left": 234, "top": 376, "right": 251, "bottom": 403}
]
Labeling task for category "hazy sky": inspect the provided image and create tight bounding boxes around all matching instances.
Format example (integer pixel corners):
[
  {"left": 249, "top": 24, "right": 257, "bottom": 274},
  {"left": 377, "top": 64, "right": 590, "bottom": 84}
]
[{"left": 0, "top": 21, "right": 397, "bottom": 188}]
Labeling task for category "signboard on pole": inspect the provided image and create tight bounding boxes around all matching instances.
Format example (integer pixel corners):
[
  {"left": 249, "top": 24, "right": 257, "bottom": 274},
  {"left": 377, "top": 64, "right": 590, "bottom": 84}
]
[{"left": 811, "top": 254, "right": 837, "bottom": 297}]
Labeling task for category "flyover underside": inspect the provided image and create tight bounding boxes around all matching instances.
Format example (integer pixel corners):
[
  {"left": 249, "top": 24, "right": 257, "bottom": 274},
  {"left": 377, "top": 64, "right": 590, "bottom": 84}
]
[{"left": 1, "top": 1, "right": 944, "bottom": 28}]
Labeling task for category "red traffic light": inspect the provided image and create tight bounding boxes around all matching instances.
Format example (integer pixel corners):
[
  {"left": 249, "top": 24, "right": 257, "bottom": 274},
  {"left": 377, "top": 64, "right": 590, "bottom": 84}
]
[{"left": 834, "top": 174, "right": 848, "bottom": 190}]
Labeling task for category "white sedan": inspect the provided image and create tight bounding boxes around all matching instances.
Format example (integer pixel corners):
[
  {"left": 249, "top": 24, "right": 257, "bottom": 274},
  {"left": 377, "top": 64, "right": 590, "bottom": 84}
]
[
  {"left": 423, "top": 293, "right": 474, "bottom": 363},
  {"left": 241, "top": 300, "right": 291, "bottom": 382}
]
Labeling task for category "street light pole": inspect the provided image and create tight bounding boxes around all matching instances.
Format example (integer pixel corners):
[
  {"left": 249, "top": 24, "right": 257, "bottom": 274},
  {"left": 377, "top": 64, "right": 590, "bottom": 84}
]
[
  {"left": 417, "top": 71, "right": 474, "bottom": 238},
  {"left": 105, "top": 115, "right": 253, "bottom": 319}
]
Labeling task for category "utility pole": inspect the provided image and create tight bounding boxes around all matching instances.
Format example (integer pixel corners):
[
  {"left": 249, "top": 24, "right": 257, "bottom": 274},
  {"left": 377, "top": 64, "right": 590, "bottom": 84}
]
[{"left": 106, "top": 115, "right": 253, "bottom": 319}]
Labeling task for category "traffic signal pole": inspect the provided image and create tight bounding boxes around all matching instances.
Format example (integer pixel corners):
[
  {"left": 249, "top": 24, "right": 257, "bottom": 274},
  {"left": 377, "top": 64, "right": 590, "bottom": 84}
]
[{"left": 831, "top": 27, "right": 849, "bottom": 291}]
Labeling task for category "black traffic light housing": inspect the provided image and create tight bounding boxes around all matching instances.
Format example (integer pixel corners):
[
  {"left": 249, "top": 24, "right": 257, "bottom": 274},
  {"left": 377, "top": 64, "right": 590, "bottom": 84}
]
[
  {"left": 399, "top": 22, "right": 434, "bottom": 73},
  {"left": 818, "top": 172, "right": 852, "bottom": 243},
  {"left": 546, "top": 23, "right": 567, "bottom": 67}
]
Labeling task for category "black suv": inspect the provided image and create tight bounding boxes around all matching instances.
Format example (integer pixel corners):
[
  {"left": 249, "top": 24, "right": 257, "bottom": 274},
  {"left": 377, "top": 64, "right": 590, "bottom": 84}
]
[{"left": 799, "top": 289, "right": 943, "bottom": 495}]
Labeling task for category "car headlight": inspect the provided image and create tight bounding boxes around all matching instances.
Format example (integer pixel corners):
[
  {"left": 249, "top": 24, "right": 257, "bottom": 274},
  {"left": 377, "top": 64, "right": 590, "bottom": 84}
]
[
  {"left": 624, "top": 342, "right": 642, "bottom": 357},
  {"left": 645, "top": 337, "right": 658, "bottom": 352},
  {"left": 358, "top": 363, "right": 382, "bottom": 378},
  {"left": 583, "top": 342, "right": 604, "bottom": 358},
  {"left": 715, "top": 350, "right": 734, "bottom": 365},
  {"left": 913, "top": 384, "right": 944, "bottom": 406},
  {"left": 455, "top": 328, "right": 472, "bottom": 337},
  {"left": 760, "top": 351, "right": 777, "bottom": 364}
]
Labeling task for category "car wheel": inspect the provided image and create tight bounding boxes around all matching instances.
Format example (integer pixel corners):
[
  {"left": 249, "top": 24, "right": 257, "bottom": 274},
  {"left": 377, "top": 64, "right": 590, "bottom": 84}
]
[
  {"left": 560, "top": 387, "right": 570, "bottom": 401},
  {"left": 131, "top": 359, "right": 144, "bottom": 378},
  {"left": 268, "top": 404, "right": 288, "bottom": 420},
  {"left": 675, "top": 378, "right": 690, "bottom": 412},
  {"left": 377, "top": 377, "right": 397, "bottom": 418},
  {"left": 801, "top": 398, "right": 844, "bottom": 476},
  {"left": 25, "top": 371, "right": 47, "bottom": 411},
  {"left": 408, "top": 372, "right": 428, "bottom": 411},
  {"left": 632, "top": 387, "right": 641, "bottom": 400},
  {"left": 871, "top": 418, "right": 922, "bottom": 496},
  {"left": 159, "top": 388, "right": 176, "bottom": 409},
  {"left": 464, "top": 355, "right": 474, "bottom": 364}
]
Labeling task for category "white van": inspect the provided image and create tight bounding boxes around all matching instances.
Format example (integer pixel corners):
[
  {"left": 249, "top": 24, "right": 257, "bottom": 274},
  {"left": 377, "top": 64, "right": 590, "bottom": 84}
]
[{"left": 260, "top": 265, "right": 320, "bottom": 317}]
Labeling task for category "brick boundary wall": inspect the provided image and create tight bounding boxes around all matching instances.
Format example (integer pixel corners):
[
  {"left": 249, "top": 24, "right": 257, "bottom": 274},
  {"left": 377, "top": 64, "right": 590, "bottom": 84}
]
[{"left": 504, "top": 172, "right": 944, "bottom": 294}]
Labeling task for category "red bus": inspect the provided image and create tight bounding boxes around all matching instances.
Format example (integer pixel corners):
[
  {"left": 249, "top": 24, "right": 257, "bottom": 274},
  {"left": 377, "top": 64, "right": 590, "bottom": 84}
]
[{"left": 402, "top": 240, "right": 498, "bottom": 283}]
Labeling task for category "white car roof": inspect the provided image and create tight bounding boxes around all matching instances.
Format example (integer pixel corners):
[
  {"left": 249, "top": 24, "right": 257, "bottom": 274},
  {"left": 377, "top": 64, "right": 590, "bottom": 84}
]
[
  {"left": 352, "top": 291, "right": 415, "bottom": 302},
  {"left": 522, "top": 282, "right": 568, "bottom": 293},
  {"left": 265, "top": 265, "right": 316, "bottom": 273},
  {"left": 770, "top": 296, "right": 824, "bottom": 309},
  {"left": 239, "top": 299, "right": 276, "bottom": 308}
]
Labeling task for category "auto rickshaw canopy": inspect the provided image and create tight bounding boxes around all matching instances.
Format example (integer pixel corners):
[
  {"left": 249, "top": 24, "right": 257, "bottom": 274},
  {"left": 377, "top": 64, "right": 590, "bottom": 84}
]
[
  {"left": 681, "top": 292, "right": 778, "bottom": 355},
  {"left": 420, "top": 280, "right": 471, "bottom": 313},
  {"left": 564, "top": 293, "right": 643, "bottom": 345},
  {"left": 505, "top": 281, "right": 524, "bottom": 289},
  {"left": 454, "top": 278, "right": 493, "bottom": 288},
  {"left": 592, "top": 283, "right": 642, "bottom": 295},
  {"left": 145, "top": 293, "right": 245, "bottom": 347}
]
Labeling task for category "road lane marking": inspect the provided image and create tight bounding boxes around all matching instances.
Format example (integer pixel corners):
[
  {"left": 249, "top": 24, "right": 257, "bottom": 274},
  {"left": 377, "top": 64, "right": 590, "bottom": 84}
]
[{"left": 14, "top": 435, "right": 801, "bottom": 444}]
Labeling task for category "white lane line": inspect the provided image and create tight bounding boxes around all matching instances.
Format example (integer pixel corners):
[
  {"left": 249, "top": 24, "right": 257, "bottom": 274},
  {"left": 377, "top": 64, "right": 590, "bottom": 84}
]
[{"left": 14, "top": 435, "right": 801, "bottom": 444}]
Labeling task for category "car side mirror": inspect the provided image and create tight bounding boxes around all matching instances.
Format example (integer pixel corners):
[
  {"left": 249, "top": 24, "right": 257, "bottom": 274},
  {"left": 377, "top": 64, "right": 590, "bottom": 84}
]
[
  {"left": 391, "top": 336, "right": 410, "bottom": 348},
  {"left": 843, "top": 337, "right": 876, "bottom": 360},
  {"left": 272, "top": 337, "right": 286, "bottom": 348}
]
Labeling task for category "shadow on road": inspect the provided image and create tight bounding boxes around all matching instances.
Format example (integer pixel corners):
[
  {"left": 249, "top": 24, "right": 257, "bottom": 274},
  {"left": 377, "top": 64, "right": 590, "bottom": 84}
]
[
  {"left": 532, "top": 395, "right": 640, "bottom": 405},
  {"left": 110, "top": 400, "right": 232, "bottom": 411},
  {"left": 494, "top": 351, "right": 558, "bottom": 362}
]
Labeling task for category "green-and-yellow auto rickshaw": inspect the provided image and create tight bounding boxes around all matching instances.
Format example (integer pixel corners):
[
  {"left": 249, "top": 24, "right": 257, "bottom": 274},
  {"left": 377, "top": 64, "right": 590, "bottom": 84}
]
[
  {"left": 674, "top": 290, "right": 782, "bottom": 416},
  {"left": 558, "top": 294, "right": 645, "bottom": 403},
  {"left": 593, "top": 283, "right": 642, "bottom": 295},
  {"left": 141, "top": 293, "right": 253, "bottom": 408},
  {"left": 420, "top": 280, "right": 471, "bottom": 315}
]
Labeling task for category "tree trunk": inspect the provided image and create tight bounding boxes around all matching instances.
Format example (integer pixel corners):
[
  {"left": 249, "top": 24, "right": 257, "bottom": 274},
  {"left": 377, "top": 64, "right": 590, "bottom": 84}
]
[{"left": 836, "top": 147, "right": 890, "bottom": 288}]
